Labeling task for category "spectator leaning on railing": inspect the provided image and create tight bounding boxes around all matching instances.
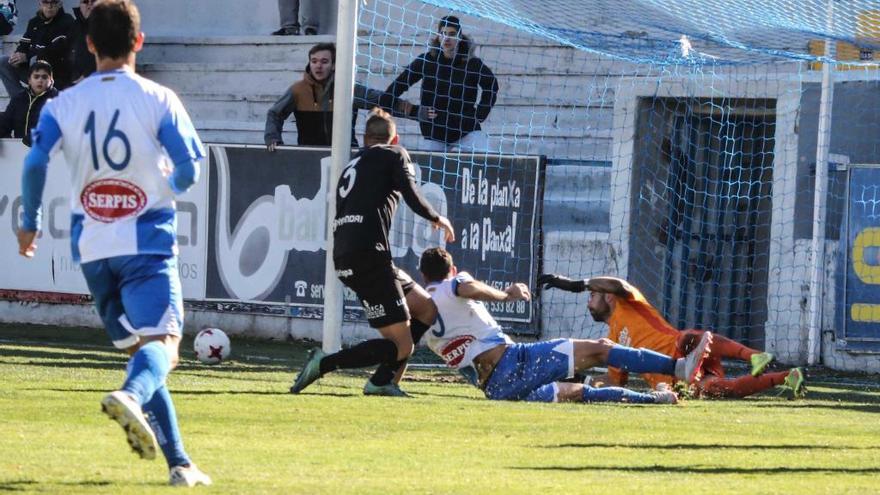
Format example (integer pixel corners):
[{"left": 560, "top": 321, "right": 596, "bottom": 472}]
[
  {"left": 0, "top": 0, "right": 18, "bottom": 36},
  {"left": 69, "top": 0, "right": 96, "bottom": 84},
  {"left": 0, "top": 0, "right": 74, "bottom": 96},
  {"left": 386, "top": 15, "right": 499, "bottom": 152},
  {"left": 264, "top": 42, "right": 422, "bottom": 150},
  {"left": 0, "top": 59, "right": 57, "bottom": 147}
]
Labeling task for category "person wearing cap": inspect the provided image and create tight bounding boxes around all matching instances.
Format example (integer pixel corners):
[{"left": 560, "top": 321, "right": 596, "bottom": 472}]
[{"left": 386, "top": 15, "right": 499, "bottom": 152}]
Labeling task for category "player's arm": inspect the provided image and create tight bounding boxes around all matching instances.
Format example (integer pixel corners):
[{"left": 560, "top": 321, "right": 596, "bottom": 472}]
[
  {"left": 264, "top": 88, "right": 296, "bottom": 151},
  {"left": 158, "top": 94, "right": 205, "bottom": 194},
  {"left": 455, "top": 274, "right": 531, "bottom": 303},
  {"left": 353, "top": 83, "right": 415, "bottom": 119},
  {"left": 18, "top": 108, "right": 62, "bottom": 258},
  {"left": 538, "top": 273, "right": 634, "bottom": 297},
  {"left": 392, "top": 152, "right": 455, "bottom": 242}
]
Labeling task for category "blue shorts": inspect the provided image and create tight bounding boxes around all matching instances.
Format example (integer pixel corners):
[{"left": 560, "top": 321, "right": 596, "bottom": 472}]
[
  {"left": 80, "top": 255, "right": 183, "bottom": 349},
  {"left": 483, "top": 339, "right": 575, "bottom": 402}
]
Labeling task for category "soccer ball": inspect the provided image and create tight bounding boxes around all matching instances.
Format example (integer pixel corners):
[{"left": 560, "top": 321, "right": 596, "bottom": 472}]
[{"left": 194, "top": 328, "right": 231, "bottom": 364}]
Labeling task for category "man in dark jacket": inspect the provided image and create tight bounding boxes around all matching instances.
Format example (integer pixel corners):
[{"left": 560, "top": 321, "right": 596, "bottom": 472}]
[
  {"left": 386, "top": 15, "right": 499, "bottom": 152},
  {"left": 68, "top": 0, "right": 96, "bottom": 84},
  {"left": 0, "top": 60, "right": 57, "bottom": 146},
  {"left": 0, "top": 0, "right": 74, "bottom": 96},
  {"left": 264, "top": 42, "right": 421, "bottom": 150}
]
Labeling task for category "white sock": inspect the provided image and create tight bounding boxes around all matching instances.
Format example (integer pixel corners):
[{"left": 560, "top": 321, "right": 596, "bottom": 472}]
[{"left": 674, "top": 358, "right": 686, "bottom": 380}]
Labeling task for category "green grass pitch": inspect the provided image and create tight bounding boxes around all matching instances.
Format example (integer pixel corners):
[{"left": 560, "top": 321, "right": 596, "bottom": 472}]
[{"left": 1, "top": 324, "right": 879, "bottom": 494}]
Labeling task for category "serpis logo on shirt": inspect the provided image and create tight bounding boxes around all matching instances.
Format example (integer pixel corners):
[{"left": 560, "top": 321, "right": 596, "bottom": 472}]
[
  {"left": 440, "top": 335, "right": 475, "bottom": 367},
  {"left": 80, "top": 179, "right": 147, "bottom": 223}
]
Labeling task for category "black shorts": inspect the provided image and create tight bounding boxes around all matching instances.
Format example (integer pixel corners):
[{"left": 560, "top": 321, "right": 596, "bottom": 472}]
[{"left": 334, "top": 251, "right": 414, "bottom": 328}]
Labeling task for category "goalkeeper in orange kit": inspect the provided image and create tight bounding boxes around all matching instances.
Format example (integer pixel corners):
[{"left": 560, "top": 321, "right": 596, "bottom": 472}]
[{"left": 538, "top": 274, "right": 805, "bottom": 399}]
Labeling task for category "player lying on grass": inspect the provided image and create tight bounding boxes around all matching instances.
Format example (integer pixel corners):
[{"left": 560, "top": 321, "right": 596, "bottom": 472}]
[
  {"left": 17, "top": 0, "right": 210, "bottom": 487},
  {"left": 414, "top": 247, "right": 713, "bottom": 404},
  {"left": 538, "top": 274, "right": 805, "bottom": 399}
]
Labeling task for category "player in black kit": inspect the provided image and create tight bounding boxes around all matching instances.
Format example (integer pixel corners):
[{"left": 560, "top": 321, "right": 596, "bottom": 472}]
[{"left": 290, "top": 108, "right": 454, "bottom": 396}]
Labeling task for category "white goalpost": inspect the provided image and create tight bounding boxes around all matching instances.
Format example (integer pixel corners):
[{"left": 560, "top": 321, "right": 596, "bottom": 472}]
[{"left": 321, "top": 0, "right": 359, "bottom": 353}]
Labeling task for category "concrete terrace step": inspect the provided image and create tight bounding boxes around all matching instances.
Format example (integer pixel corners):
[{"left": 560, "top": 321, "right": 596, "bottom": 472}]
[
  {"left": 177, "top": 92, "right": 614, "bottom": 135},
  {"left": 136, "top": 61, "right": 640, "bottom": 80},
  {"left": 133, "top": 35, "right": 644, "bottom": 73},
  {"left": 545, "top": 164, "right": 612, "bottom": 199},
  {"left": 194, "top": 120, "right": 612, "bottom": 160},
  {"left": 542, "top": 164, "right": 612, "bottom": 231},
  {"left": 137, "top": 63, "right": 623, "bottom": 111},
  {"left": 138, "top": 35, "right": 336, "bottom": 64}
]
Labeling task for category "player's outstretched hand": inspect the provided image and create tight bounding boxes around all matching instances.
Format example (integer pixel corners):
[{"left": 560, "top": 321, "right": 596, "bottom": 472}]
[
  {"left": 433, "top": 216, "right": 455, "bottom": 243},
  {"left": 17, "top": 229, "right": 38, "bottom": 258},
  {"left": 505, "top": 283, "right": 531, "bottom": 302},
  {"left": 537, "top": 273, "right": 587, "bottom": 293}
]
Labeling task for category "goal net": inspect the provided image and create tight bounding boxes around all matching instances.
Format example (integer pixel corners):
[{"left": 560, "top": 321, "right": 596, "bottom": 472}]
[{"left": 345, "top": 0, "right": 880, "bottom": 371}]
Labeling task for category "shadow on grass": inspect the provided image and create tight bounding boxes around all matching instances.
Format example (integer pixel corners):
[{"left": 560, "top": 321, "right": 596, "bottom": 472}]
[
  {"left": 414, "top": 392, "right": 488, "bottom": 402},
  {"left": 0, "top": 479, "right": 35, "bottom": 492},
  {"left": 799, "top": 388, "right": 880, "bottom": 403},
  {"left": 0, "top": 323, "right": 312, "bottom": 368},
  {"left": 0, "top": 479, "right": 164, "bottom": 491},
  {"left": 513, "top": 465, "right": 880, "bottom": 475},
  {"left": 1, "top": 346, "right": 295, "bottom": 373},
  {"left": 40, "top": 387, "right": 364, "bottom": 398},
  {"left": 541, "top": 442, "right": 870, "bottom": 450},
  {"left": 751, "top": 403, "right": 880, "bottom": 414},
  {"left": 41, "top": 387, "right": 287, "bottom": 396}
]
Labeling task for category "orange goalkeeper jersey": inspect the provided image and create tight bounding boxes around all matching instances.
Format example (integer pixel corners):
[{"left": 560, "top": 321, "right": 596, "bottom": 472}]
[{"left": 605, "top": 287, "right": 681, "bottom": 389}]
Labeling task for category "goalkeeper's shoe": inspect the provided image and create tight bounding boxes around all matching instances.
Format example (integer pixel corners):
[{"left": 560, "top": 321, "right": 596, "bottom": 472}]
[
  {"left": 676, "top": 331, "right": 713, "bottom": 384},
  {"left": 783, "top": 367, "right": 806, "bottom": 400},
  {"left": 363, "top": 381, "right": 411, "bottom": 398},
  {"left": 290, "top": 348, "right": 325, "bottom": 394},
  {"left": 101, "top": 391, "right": 158, "bottom": 460},
  {"left": 750, "top": 352, "right": 774, "bottom": 376},
  {"left": 169, "top": 464, "right": 213, "bottom": 487}
]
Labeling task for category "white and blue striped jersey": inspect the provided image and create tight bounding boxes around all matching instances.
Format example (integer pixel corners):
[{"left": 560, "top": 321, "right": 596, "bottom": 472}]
[
  {"left": 23, "top": 68, "right": 204, "bottom": 263},
  {"left": 424, "top": 272, "right": 513, "bottom": 386}
]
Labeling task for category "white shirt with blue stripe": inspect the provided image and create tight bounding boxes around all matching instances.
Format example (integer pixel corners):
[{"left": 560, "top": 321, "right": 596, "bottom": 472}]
[
  {"left": 425, "top": 272, "right": 514, "bottom": 386},
  {"left": 21, "top": 68, "right": 204, "bottom": 264}
]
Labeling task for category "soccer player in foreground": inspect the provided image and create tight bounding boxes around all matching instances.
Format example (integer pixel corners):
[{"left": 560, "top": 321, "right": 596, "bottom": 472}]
[
  {"left": 538, "top": 274, "right": 806, "bottom": 399},
  {"left": 416, "top": 247, "right": 712, "bottom": 404},
  {"left": 290, "top": 108, "right": 455, "bottom": 397},
  {"left": 17, "top": 0, "right": 211, "bottom": 486}
]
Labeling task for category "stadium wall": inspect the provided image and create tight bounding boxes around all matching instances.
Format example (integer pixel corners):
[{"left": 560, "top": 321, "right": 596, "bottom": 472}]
[{"left": 0, "top": 139, "right": 541, "bottom": 346}]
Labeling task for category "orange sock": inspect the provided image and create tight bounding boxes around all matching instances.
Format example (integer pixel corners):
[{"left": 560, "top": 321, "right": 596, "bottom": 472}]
[
  {"left": 711, "top": 334, "right": 760, "bottom": 362},
  {"left": 699, "top": 371, "right": 788, "bottom": 398}
]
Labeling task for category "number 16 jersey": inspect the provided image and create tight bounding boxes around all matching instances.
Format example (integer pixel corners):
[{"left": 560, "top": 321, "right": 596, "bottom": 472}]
[{"left": 32, "top": 68, "right": 205, "bottom": 264}]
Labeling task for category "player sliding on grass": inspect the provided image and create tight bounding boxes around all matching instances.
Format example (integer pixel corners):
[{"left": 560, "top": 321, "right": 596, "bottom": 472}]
[
  {"left": 415, "top": 247, "right": 711, "bottom": 404},
  {"left": 538, "top": 274, "right": 805, "bottom": 399},
  {"left": 17, "top": 0, "right": 210, "bottom": 487}
]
